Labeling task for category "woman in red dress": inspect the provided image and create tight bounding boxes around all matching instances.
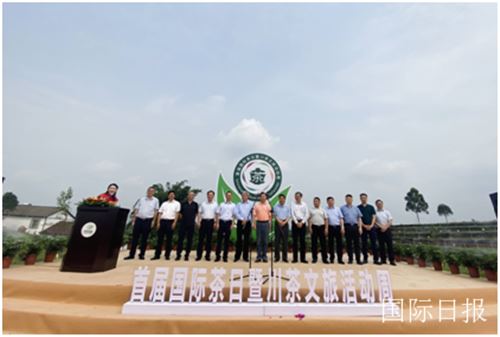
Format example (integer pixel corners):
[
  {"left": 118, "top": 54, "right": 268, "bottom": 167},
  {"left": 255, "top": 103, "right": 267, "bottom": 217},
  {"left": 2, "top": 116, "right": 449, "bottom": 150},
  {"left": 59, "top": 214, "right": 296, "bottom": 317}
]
[{"left": 97, "top": 183, "right": 119, "bottom": 206}]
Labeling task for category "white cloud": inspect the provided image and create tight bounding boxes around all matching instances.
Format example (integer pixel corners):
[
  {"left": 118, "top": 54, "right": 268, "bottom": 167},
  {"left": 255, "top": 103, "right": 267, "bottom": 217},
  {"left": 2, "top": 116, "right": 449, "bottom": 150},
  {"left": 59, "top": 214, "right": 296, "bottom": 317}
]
[{"left": 218, "top": 118, "right": 279, "bottom": 152}]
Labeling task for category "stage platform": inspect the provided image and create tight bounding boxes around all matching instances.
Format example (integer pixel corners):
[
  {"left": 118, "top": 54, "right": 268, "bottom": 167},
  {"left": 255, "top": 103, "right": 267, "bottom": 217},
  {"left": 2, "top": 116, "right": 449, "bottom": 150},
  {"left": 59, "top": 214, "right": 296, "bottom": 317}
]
[{"left": 3, "top": 250, "right": 497, "bottom": 334}]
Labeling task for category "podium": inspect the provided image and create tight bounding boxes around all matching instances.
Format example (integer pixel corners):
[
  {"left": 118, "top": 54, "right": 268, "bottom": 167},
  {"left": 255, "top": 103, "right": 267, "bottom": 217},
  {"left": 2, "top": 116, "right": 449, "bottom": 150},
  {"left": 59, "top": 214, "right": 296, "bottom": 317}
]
[{"left": 61, "top": 206, "right": 130, "bottom": 273}]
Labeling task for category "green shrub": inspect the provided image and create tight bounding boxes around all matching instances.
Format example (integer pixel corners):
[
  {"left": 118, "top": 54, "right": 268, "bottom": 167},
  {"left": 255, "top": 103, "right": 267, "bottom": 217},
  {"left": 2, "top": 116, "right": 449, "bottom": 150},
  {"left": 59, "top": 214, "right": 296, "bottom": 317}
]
[
  {"left": 444, "top": 248, "right": 460, "bottom": 265},
  {"left": 393, "top": 243, "right": 402, "bottom": 256},
  {"left": 123, "top": 223, "right": 133, "bottom": 244},
  {"left": 402, "top": 244, "right": 414, "bottom": 258},
  {"left": 426, "top": 245, "right": 443, "bottom": 262},
  {"left": 415, "top": 244, "right": 428, "bottom": 259},
  {"left": 42, "top": 236, "right": 68, "bottom": 253},
  {"left": 18, "top": 235, "right": 44, "bottom": 259},
  {"left": 3, "top": 236, "right": 20, "bottom": 258},
  {"left": 457, "top": 249, "right": 481, "bottom": 268},
  {"left": 479, "top": 250, "right": 497, "bottom": 272}
]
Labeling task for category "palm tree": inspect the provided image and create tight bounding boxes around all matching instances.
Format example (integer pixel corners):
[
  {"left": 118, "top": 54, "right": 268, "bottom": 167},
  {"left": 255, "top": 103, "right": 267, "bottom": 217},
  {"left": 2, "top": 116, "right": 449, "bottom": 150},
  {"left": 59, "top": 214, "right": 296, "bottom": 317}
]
[{"left": 437, "top": 204, "right": 453, "bottom": 223}]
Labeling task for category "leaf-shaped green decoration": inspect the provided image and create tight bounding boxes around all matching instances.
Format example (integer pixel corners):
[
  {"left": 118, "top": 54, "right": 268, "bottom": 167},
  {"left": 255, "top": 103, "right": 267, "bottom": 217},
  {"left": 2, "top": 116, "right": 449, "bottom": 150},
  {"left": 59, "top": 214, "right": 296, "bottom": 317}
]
[
  {"left": 216, "top": 174, "right": 241, "bottom": 204},
  {"left": 269, "top": 185, "right": 292, "bottom": 207}
]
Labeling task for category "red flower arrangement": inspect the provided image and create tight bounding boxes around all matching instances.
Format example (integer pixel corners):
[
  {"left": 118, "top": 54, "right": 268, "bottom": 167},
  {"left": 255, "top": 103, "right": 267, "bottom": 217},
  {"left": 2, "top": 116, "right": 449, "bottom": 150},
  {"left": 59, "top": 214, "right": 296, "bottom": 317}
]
[{"left": 79, "top": 196, "right": 117, "bottom": 207}]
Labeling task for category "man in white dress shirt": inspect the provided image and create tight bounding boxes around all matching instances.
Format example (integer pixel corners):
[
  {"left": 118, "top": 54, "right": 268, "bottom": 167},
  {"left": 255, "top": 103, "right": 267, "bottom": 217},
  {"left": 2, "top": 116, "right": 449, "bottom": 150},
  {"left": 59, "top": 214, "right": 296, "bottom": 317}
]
[
  {"left": 375, "top": 199, "right": 396, "bottom": 266},
  {"left": 215, "top": 191, "right": 236, "bottom": 262},
  {"left": 125, "top": 186, "right": 159, "bottom": 260},
  {"left": 291, "top": 191, "right": 309, "bottom": 264},
  {"left": 196, "top": 190, "right": 218, "bottom": 261},
  {"left": 151, "top": 190, "right": 180, "bottom": 260},
  {"left": 308, "top": 197, "right": 329, "bottom": 264}
]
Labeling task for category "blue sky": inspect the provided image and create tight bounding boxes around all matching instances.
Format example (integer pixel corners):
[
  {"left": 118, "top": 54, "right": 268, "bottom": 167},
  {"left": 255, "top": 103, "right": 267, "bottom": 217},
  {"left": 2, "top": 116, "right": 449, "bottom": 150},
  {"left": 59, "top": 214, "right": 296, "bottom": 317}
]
[{"left": 3, "top": 3, "right": 497, "bottom": 223}]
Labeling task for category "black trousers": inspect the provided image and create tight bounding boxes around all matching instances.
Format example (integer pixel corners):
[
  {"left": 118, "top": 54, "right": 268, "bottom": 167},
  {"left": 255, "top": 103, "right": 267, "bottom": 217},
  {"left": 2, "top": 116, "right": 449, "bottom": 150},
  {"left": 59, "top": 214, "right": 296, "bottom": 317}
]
[
  {"left": 328, "top": 226, "right": 344, "bottom": 263},
  {"left": 345, "top": 223, "right": 361, "bottom": 263},
  {"left": 215, "top": 220, "right": 232, "bottom": 259},
  {"left": 235, "top": 220, "right": 251, "bottom": 260},
  {"left": 361, "top": 226, "right": 379, "bottom": 262},
  {"left": 177, "top": 222, "right": 195, "bottom": 258},
  {"left": 292, "top": 221, "right": 307, "bottom": 262},
  {"left": 155, "top": 219, "right": 174, "bottom": 258},
  {"left": 196, "top": 219, "right": 214, "bottom": 259},
  {"left": 274, "top": 221, "right": 289, "bottom": 261},
  {"left": 128, "top": 217, "right": 152, "bottom": 258},
  {"left": 377, "top": 227, "right": 395, "bottom": 263},
  {"left": 311, "top": 225, "right": 328, "bottom": 262}
]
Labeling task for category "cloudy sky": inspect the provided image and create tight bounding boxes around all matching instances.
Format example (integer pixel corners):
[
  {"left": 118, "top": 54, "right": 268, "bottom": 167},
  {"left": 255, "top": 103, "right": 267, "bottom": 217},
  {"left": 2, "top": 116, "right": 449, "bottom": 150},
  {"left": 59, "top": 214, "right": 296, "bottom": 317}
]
[{"left": 3, "top": 3, "right": 497, "bottom": 223}]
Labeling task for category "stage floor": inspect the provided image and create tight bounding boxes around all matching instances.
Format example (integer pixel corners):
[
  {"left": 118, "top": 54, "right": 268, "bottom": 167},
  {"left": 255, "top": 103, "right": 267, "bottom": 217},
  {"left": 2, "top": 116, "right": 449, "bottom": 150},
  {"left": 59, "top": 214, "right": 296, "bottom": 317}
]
[{"left": 3, "top": 250, "right": 497, "bottom": 334}]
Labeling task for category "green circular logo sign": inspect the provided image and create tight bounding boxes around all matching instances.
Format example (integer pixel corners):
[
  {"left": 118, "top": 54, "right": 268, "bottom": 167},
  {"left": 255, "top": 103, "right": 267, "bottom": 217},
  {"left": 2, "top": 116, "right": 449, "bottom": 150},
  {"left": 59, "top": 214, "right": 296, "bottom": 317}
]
[{"left": 233, "top": 153, "right": 282, "bottom": 201}]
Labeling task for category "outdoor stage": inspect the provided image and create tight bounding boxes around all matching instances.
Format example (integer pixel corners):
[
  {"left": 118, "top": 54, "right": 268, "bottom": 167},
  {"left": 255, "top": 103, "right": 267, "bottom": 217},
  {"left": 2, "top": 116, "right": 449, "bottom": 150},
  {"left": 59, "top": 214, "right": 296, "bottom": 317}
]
[{"left": 3, "top": 250, "right": 497, "bottom": 334}]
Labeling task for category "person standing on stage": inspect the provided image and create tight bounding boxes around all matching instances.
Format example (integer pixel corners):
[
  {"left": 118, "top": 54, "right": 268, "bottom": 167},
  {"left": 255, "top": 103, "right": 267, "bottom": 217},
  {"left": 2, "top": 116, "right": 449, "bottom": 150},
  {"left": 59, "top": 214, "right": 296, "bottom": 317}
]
[
  {"left": 340, "top": 194, "right": 363, "bottom": 265},
  {"left": 215, "top": 191, "right": 236, "bottom": 262},
  {"left": 176, "top": 191, "right": 199, "bottom": 261},
  {"left": 196, "top": 190, "right": 218, "bottom": 261},
  {"left": 234, "top": 191, "right": 254, "bottom": 262},
  {"left": 97, "top": 183, "right": 119, "bottom": 206},
  {"left": 308, "top": 197, "right": 329, "bottom": 264},
  {"left": 273, "top": 194, "right": 291, "bottom": 263},
  {"left": 151, "top": 190, "right": 180, "bottom": 260},
  {"left": 358, "top": 193, "right": 380, "bottom": 265},
  {"left": 252, "top": 192, "right": 272, "bottom": 263},
  {"left": 124, "top": 186, "right": 159, "bottom": 260},
  {"left": 325, "top": 196, "right": 345, "bottom": 264},
  {"left": 375, "top": 199, "right": 396, "bottom": 266},
  {"left": 291, "top": 191, "right": 309, "bottom": 264}
]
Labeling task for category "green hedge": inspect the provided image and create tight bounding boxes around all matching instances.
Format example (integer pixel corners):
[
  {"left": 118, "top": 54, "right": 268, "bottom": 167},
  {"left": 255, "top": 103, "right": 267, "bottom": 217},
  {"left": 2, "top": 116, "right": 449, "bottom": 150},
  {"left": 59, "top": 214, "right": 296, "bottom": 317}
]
[
  {"left": 394, "top": 241, "right": 497, "bottom": 273},
  {"left": 3, "top": 234, "right": 68, "bottom": 263}
]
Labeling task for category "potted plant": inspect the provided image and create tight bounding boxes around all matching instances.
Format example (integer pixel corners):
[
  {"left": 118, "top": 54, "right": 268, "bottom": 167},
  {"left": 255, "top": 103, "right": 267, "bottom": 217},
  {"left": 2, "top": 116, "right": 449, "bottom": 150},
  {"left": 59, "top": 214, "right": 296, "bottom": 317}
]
[
  {"left": 43, "top": 236, "right": 67, "bottom": 262},
  {"left": 415, "top": 244, "right": 428, "bottom": 267},
  {"left": 3, "top": 236, "right": 20, "bottom": 269},
  {"left": 18, "top": 235, "right": 44, "bottom": 265},
  {"left": 393, "top": 243, "right": 402, "bottom": 262},
  {"left": 479, "top": 250, "right": 497, "bottom": 282},
  {"left": 427, "top": 245, "right": 443, "bottom": 271},
  {"left": 459, "top": 249, "right": 481, "bottom": 278},
  {"left": 123, "top": 224, "right": 133, "bottom": 249},
  {"left": 444, "top": 249, "right": 461, "bottom": 274},
  {"left": 403, "top": 245, "right": 414, "bottom": 265}
]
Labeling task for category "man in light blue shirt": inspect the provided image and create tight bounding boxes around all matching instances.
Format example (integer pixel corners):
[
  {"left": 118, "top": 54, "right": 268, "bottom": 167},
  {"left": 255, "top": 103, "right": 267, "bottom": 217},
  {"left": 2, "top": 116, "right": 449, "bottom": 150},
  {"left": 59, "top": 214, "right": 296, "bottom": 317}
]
[
  {"left": 325, "top": 196, "right": 345, "bottom": 264},
  {"left": 233, "top": 191, "right": 254, "bottom": 262},
  {"left": 340, "top": 194, "right": 363, "bottom": 265},
  {"left": 273, "top": 194, "right": 291, "bottom": 263}
]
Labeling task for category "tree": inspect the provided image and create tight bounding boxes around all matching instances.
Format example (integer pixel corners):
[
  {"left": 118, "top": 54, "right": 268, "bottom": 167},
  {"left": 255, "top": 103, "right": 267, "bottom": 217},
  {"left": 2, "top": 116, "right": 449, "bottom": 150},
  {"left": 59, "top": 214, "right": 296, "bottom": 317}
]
[
  {"left": 152, "top": 180, "right": 202, "bottom": 203},
  {"left": 404, "top": 187, "right": 429, "bottom": 224},
  {"left": 437, "top": 203, "right": 453, "bottom": 223},
  {"left": 3, "top": 192, "right": 19, "bottom": 211},
  {"left": 57, "top": 187, "right": 75, "bottom": 220}
]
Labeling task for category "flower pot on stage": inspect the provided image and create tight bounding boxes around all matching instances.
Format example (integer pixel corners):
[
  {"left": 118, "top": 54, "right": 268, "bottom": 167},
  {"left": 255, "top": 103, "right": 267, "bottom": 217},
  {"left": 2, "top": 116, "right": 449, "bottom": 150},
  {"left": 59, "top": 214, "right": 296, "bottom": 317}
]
[
  {"left": 484, "top": 269, "right": 497, "bottom": 282},
  {"left": 24, "top": 254, "right": 37, "bottom": 265},
  {"left": 406, "top": 257, "right": 414, "bottom": 265},
  {"left": 417, "top": 258, "right": 426, "bottom": 268},
  {"left": 395, "top": 255, "right": 402, "bottom": 262},
  {"left": 432, "top": 261, "right": 443, "bottom": 271},
  {"left": 44, "top": 251, "right": 57, "bottom": 263},
  {"left": 467, "top": 266, "right": 480, "bottom": 278},
  {"left": 449, "top": 263, "right": 460, "bottom": 274},
  {"left": 3, "top": 257, "right": 12, "bottom": 269},
  {"left": 61, "top": 206, "right": 130, "bottom": 273}
]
